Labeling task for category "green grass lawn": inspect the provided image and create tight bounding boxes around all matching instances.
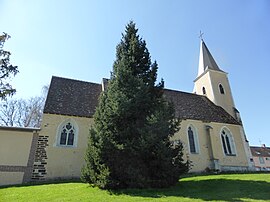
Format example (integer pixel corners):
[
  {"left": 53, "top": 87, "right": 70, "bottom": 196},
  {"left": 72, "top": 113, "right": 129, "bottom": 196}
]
[{"left": 0, "top": 173, "right": 269, "bottom": 202}]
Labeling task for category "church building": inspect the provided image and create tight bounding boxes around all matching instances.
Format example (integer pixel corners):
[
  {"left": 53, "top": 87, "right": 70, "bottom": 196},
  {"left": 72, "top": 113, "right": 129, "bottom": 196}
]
[{"left": 0, "top": 40, "right": 254, "bottom": 185}]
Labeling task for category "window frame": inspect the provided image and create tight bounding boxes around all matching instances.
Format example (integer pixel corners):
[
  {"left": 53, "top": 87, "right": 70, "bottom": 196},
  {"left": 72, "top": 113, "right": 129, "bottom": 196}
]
[
  {"left": 55, "top": 119, "right": 79, "bottom": 148},
  {"left": 259, "top": 157, "right": 265, "bottom": 164},
  {"left": 202, "top": 87, "right": 206, "bottom": 95},
  {"left": 220, "top": 127, "right": 236, "bottom": 156},
  {"left": 187, "top": 125, "right": 200, "bottom": 154},
  {"left": 219, "top": 83, "right": 225, "bottom": 94}
]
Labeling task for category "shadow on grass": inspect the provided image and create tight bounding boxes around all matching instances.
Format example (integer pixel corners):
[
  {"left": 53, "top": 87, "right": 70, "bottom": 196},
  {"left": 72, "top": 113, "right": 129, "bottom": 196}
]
[
  {"left": 0, "top": 178, "right": 82, "bottom": 189},
  {"left": 111, "top": 179, "right": 270, "bottom": 201}
]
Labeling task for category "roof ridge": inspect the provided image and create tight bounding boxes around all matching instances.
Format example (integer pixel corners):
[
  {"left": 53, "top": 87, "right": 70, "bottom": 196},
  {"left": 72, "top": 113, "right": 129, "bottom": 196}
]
[
  {"left": 52, "top": 76, "right": 101, "bottom": 86},
  {"left": 164, "top": 88, "right": 204, "bottom": 97},
  {"left": 250, "top": 146, "right": 270, "bottom": 149}
]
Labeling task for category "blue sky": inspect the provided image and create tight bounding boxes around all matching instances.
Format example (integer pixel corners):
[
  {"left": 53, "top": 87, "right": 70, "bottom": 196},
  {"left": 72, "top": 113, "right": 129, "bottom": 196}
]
[{"left": 1, "top": 0, "right": 270, "bottom": 146}]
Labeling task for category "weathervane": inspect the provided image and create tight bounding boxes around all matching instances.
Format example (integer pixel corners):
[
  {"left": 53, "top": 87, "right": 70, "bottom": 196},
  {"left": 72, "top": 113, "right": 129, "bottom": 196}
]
[{"left": 199, "top": 31, "right": 204, "bottom": 41}]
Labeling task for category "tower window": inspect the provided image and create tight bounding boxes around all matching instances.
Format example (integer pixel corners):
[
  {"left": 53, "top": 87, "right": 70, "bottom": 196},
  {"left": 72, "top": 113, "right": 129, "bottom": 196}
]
[
  {"left": 219, "top": 84, "right": 225, "bottom": 94},
  {"left": 202, "top": 87, "right": 206, "bottom": 95}
]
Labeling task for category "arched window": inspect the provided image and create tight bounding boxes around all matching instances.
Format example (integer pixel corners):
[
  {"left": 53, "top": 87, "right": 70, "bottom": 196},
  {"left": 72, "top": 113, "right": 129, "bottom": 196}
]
[
  {"left": 56, "top": 120, "right": 78, "bottom": 147},
  {"left": 187, "top": 125, "right": 199, "bottom": 154},
  {"left": 219, "top": 84, "right": 225, "bottom": 94},
  {"left": 202, "top": 87, "right": 206, "bottom": 95},
  {"left": 220, "top": 128, "right": 236, "bottom": 156}
]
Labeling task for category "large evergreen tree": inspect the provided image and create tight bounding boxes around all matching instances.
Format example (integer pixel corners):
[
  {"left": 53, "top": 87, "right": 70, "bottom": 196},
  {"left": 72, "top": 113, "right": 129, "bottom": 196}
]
[{"left": 82, "top": 22, "right": 188, "bottom": 189}]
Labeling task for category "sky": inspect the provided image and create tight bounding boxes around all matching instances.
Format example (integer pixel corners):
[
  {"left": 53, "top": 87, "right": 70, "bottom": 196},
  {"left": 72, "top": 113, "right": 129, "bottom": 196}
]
[{"left": 1, "top": 0, "right": 270, "bottom": 146}]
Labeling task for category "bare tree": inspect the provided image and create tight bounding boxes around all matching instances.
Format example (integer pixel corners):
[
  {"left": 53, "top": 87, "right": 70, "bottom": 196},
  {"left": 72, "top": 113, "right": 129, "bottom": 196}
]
[
  {"left": 0, "top": 99, "right": 21, "bottom": 126},
  {"left": 22, "top": 96, "right": 45, "bottom": 127},
  {"left": 0, "top": 85, "right": 49, "bottom": 128}
]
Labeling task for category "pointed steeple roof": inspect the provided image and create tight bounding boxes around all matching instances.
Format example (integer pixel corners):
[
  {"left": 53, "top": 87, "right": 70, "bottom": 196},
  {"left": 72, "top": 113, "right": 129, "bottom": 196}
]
[{"left": 197, "top": 40, "right": 222, "bottom": 77}]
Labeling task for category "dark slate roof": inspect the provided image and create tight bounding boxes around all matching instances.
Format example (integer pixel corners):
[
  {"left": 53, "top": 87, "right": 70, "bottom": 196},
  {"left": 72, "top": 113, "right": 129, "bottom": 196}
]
[
  {"left": 44, "top": 76, "right": 101, "bottom": 117},
  {"left": 44, "top": 76, "right": 240, "bottom": 125},
  {"left": 250, "top": 146, "right": 270, "bottom": 157},
  {"left": 164, "top": 89, "right": 239, "bottom": 125}
]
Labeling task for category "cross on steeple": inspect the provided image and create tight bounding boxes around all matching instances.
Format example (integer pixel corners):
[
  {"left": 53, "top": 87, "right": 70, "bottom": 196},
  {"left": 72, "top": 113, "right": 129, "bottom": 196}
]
[{"left": 199, "top": 31, "right": 204, "bottom": 41}]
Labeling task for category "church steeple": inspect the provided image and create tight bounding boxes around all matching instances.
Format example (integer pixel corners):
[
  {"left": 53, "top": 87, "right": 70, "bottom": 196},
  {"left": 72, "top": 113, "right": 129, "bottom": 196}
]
[
  {"left": 197, "top": 40, "right": 222, "bottom": 77},
  {"left": 194, "top": 39, "right": 236, "bottom": 118}
]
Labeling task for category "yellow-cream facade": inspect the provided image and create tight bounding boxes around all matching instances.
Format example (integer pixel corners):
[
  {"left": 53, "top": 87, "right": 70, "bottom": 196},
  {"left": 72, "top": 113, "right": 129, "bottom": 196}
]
[
  {"left": 40, "top": 114, "right": 251, "bottom": 180},
  {"left": 41, "top": 114, "right": 93, "bottom": 179},
  {"left": 194, "top": 70, "right": 236, "bottom": 118},
  {"left": 0, "top": 127, "right": 39, "bottom": 186},
  {"left": 0, "top": 130, "right": 33, "bottom": 166},
  {"left": 193, "top": 40, "right": 253, "bottom": 169},
  {"left": 173, "top": 120, "right": 250, "bottom": 172}
]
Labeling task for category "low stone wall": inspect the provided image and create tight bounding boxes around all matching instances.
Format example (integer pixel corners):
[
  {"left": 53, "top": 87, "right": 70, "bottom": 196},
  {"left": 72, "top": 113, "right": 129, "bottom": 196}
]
[
  {"left": 220, "top": 165, "right": 253, "bottom": 172},
  {"left": 0, "top": 126, "right": 41, "bottom": 186}
]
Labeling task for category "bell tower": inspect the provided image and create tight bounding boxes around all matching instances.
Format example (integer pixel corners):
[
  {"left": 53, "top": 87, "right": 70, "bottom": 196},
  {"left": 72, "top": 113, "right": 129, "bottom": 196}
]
[
  {"left": 194, "top": 38, "right": 254, "bottom": 170},
  {"left": 194, "top": 40, "right": 237, "bottom": 119}
]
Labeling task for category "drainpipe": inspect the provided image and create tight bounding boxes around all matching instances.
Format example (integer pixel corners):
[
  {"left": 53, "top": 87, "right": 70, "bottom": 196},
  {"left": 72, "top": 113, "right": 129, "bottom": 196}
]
[{"left": 205, "top": 125, "right": 214, "bottom": 158}]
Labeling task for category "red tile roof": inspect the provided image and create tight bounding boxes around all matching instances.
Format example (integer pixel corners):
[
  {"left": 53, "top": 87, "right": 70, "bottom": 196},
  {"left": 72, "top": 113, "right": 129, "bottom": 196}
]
[{"left": 250, "top": 146, "right": 270, "bottom": 157}]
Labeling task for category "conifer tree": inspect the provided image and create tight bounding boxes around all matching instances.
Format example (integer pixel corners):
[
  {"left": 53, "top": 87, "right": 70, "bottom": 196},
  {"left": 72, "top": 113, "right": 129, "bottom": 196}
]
[
  {"left": 82, "top": 21, "right": 189, "bottom": 189},
  {"left": 0, "top": 33, "right": 18, "bottom": 99}
]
